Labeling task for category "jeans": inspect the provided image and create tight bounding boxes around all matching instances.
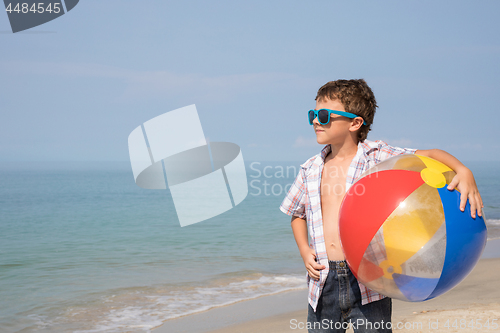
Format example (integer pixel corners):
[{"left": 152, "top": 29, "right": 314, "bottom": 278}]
[{"left": 307, "top": 260, "right": 392, "bottom": 333}]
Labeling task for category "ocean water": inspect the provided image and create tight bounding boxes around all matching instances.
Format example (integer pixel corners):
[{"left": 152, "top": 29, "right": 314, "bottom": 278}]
[{"left": 0, "top": 160, "right": 499, "bottom": 333}]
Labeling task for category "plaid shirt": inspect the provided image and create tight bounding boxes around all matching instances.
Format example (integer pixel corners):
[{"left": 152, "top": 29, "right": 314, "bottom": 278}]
[{"left": 280, "top": 139, "right": 417, "bottom": 311}]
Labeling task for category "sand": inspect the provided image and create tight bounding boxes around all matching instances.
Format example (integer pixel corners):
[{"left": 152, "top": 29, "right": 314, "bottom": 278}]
[{"left": 153, "top": 240, "right": 500, "bottom": 333}]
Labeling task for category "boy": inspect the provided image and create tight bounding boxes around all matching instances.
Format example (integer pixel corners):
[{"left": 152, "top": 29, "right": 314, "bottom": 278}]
[{"left": 279, "top": 79, "right": 483, "bottom": 333}]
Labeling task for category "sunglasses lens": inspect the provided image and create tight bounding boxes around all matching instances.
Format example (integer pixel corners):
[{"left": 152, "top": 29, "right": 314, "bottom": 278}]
[
  {"left": 308, "top": 110, "right": 315, "bottom": 124},
  {"left": 318, "top": 110, "right": 330, "bottom": 124}
]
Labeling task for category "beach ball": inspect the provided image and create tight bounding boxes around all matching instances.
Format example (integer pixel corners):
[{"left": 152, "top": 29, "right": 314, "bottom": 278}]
[{"left": 339, "top": 154, "right": 487, "bottom": 302}]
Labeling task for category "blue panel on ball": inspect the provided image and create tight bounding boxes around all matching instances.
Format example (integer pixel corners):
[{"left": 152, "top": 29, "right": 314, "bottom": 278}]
[
  {"left": 393, "top": 274, "right": 440, "bottom": 301},
  {"left": 427, "top": 188, "right": 487, "bottom": 299}
]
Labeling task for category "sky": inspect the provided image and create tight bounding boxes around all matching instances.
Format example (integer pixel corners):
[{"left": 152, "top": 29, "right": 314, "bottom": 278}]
[{"left": 1, "top": 0, "right": 500, "bottom": 163}]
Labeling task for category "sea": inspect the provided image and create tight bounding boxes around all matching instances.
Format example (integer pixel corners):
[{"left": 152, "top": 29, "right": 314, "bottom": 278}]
[{"left": 1, "top": 160, "right": 499, "bottom": 333}]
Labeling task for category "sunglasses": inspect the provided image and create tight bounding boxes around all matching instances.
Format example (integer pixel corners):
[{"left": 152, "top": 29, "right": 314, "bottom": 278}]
[{"left": 308, "top": 109, "right": 367, "bottom": 126}]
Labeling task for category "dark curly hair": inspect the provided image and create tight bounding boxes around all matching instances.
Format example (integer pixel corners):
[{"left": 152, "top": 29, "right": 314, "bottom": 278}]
[{"left": 315, "top": 79, "right": 377, "bottom": 142}]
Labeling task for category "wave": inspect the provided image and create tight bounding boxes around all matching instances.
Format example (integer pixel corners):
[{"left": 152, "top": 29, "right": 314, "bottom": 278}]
[
  {"left": 28, "top": 273, "right": 307, "bottom": 333},
  {"left": 487, "top": 219, "right": 500, "bottom": 240},
  {"left": 486, "top": 219, "right": 500, "bottom": 226}
]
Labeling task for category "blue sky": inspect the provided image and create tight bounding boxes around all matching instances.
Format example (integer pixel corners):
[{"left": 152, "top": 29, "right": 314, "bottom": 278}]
[{"left": 1, "top": 0, "right": 500, "bottom": 162}]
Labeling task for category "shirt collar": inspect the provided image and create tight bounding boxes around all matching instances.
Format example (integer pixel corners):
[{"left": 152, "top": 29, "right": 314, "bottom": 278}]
[
  {"left": 360, "top": 139, "right": 378, "bottom": 155},
  {"left": 312, "top": 140, "right": 378, "bottom": 168},
  {"left": 320, "top": 144, "right": 331, "bottom": 161},
  {"left": 301, "top": 140, "right": 380, "bottom": 171}
]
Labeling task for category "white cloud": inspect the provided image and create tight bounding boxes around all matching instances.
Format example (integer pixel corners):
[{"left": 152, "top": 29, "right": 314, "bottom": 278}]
[
  {"left": 0, "top": 61, "right": 133, "bottom": 78},
  {"left": 378, "top": 138, "right": 414, "bottom": 148},
  {"left": 121, "top": 70, "right": 294, "bottom": 102},
  {"left": 0, "top": 61, "right": 298, "bottom": 103},
  {"left": 444, "top": 142, "right": 483, "bottom": 151},
  {"left": 293, "top": 135, "right": 318, "bottom": 148}
]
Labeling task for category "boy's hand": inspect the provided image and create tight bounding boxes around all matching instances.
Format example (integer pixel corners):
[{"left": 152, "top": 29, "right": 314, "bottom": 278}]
[
  {"left": 300, "top": 247, "right": 326, "bottom": 280},
  {"left": 415, "top": 149, "right": 484, "bottom": 219},
  {"left": 447, "top": 166, "right": 484, "bottom": 219}
]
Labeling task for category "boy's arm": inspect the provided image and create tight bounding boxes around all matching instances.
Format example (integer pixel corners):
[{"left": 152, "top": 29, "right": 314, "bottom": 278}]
[
  {"left": 291, "top": 216, "right": 325, "bottom": 280},
  {"left": 415, "top": 149, "right": 483, "bottom": 218}
]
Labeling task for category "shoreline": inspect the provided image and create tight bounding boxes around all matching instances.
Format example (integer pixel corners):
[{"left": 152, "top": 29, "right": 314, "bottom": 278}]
[
  {"left": 153, "top": 239, "right": 500, "bottom": 333},
  {"left": 151, "top": 289, "right": 309, "bottom": 333}
]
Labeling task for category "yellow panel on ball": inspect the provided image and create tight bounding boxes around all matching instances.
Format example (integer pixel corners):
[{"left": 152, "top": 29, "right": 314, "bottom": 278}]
[
  {"left": 416, "top": 155, "right": 453, "bottom": 173},
  {"left": 381, "top": 183, "right": 446, "bottom": 276}
]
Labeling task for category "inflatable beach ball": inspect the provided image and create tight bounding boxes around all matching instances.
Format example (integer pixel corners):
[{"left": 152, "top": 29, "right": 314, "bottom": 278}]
[{"left": 339, "top": 154, "right": 487, "bottom": 302}]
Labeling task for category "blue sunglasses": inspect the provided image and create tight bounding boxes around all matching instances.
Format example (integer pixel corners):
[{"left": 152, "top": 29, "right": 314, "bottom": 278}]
[{"left": 308, "top": 109, "right": 366, "bottom": 126}]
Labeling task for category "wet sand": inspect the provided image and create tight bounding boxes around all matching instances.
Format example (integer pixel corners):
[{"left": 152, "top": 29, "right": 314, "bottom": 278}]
[{"left": 153, "top": 240, "right": 500, "bottom": 333}]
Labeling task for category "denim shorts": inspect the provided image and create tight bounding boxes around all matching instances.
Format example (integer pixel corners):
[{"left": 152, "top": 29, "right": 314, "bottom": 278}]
[{"left": 307, "top": 260, "right": 392, "bottom": 333}]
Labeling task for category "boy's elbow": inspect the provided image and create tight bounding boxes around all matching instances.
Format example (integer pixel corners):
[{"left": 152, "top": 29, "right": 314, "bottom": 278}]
[{"left": 415, "top": 148, "right": 440, "bottom": 158}]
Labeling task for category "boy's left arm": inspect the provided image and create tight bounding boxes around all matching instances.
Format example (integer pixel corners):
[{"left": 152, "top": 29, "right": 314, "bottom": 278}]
[{"left": 415, "top": 149, "right": 483, "bottom": 218}]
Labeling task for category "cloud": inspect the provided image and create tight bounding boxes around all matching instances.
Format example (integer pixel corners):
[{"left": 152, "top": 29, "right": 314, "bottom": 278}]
[
  {"left": 121, "top": 70, "right": 294, "bottom": 102},
  {"left": 0, "top": 61, "right": 133, "bottom": 79},
  {"left": 0, "top": 61, "right": 298, "bottom": 103},
  {"left": 293, "top": 135, "right": 318, "bottom": 148},
  {"left": 412, "top": 45, "right": 500, "bottom": 58},
  {"left": 378, "top": 138, "right": 414, "bottom": 148},
  {"left": 444, "top": 142, "right": 483, "bottom": 151}
]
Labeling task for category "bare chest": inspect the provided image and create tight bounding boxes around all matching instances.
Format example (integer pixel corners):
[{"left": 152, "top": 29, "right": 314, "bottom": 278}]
[
  {"left": 320, "top": 161, "right": 350, "bottom": 203},
  {"left": 320, "top": 159, "right": 352, "bottom": 260}
]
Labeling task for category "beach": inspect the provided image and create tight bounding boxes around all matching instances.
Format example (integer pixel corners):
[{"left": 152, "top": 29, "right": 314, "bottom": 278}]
[
  {"left": 154, "top": 240, "right": 500, "bottom": 333},
  {"left": 1, "top": 162, "right": 499, "bottom": 332}
]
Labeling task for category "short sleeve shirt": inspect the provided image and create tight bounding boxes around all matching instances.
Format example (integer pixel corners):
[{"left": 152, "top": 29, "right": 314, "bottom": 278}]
[{"left": 279, "top": 139, "right": 417, "bottom": 311}]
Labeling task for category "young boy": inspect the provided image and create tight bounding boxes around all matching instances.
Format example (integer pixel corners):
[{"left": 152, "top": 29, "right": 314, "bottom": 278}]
[{"left": 279, "top": 79, "right": 483, "bottom": 333}]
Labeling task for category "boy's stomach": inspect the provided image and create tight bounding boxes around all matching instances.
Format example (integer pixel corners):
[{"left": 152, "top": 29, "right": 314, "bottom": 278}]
[{"left": 323, "top": 219, "right": 345, "bottom": 260}]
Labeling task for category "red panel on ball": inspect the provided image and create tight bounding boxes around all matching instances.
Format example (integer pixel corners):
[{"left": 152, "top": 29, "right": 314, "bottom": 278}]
[
  {"left": 339, "top": 170, "right": 424, "bottom": 274},
  {"left": 358, "top": 257, "right": 384, "bottom": 282}
]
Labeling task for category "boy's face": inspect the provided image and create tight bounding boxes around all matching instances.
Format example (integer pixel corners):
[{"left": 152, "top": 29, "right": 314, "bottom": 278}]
[{"left": 313, "top": 98, "right": 358, "bottom": 145}]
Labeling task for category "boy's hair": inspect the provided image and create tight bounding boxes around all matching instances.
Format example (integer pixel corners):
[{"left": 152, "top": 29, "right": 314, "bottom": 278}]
[{"left": 315, "top": 79, "right": 377, "bottom": 142}]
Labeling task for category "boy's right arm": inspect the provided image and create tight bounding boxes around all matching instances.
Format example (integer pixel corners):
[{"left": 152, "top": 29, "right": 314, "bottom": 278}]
[{"left": 291, "top": 216, "right": 325, "bottom": 280}]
